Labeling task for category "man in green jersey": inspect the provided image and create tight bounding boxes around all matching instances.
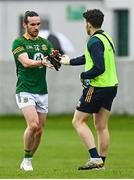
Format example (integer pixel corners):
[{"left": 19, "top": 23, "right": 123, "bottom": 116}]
[
  {"left": 12, "top": 11, "right": 53, "bottom": 171},
  {"left": 60, "top": 9, "right": 118, "bottom": 170}
]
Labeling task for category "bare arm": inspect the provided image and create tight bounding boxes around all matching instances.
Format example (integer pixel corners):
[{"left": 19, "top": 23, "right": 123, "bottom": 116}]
[
  {"left": 18, "top": 53, "right": 42, "bottom": 67},
  {"left": 18, "top": 53, "right": 52, "bottom": 68}
]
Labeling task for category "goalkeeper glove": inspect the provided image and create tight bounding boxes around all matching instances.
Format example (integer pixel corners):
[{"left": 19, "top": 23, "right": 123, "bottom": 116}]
[
  {"left": 80, "top": 76, "right": 90, "bottom": 88},
  {"left": 60, "top": 55, "right": 70, "bottom": 65},
  {"left": 47, "top": 50, "right": 61, "bottom": 71}
]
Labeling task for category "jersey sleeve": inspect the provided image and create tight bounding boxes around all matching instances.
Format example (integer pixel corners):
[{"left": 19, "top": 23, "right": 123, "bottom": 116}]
[
  {"left": 40, "top": 37, "right": 53, "bottom": 55},
  {"left": 12, "top": 38, "right": 26, "bottom": 59},
  {"left": 70, "top": 55, "right": 85, "bottom": 66},
  {"left": 46, "top": 39, "right": 53, "bottom": 55}
]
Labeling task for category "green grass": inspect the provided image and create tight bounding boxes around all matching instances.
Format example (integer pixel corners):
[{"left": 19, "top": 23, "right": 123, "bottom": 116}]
[{"left": 0, "top": 114, "right": 134, "bottom": 178}]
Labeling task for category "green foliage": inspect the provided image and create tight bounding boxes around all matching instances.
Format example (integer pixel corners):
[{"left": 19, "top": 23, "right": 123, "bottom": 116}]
[{"left": 0, "top": 114, "right": 134, "bottom": 178}]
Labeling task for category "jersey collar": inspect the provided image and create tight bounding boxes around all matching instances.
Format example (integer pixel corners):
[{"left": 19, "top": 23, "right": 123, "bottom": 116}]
[
  {"left": 93, "top": 30, "right": 104, "bottom": 36},
  {"left": 23, "top": 33, "right": 39, "bottom": 40}
]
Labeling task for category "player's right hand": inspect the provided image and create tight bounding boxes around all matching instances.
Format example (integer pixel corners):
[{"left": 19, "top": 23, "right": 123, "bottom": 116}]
[
  {"left": 42, "top": 57, "right": 53, "bottom": 68},
  {"left": 80, "top": 76, "right": 90, "bottom": 88},
  {"left": 60, "top": 55, "right": 70, "bottom": 65}
]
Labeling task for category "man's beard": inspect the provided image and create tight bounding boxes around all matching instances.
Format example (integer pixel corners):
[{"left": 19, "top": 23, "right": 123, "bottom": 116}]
[{"left": 28, "top": 30, "right": 39, "bottom": 37}]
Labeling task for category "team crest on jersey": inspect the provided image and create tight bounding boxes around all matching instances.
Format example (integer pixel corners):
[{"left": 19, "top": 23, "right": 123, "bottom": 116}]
[
  {"left": 42, "top": 44, "right": 48, "bottom": 51},
  {"left": 23, "top": 97, "right": 28, "bottom": 103},
  {"left": 34, "top": 53, "right": 44, "bottom": 61}
]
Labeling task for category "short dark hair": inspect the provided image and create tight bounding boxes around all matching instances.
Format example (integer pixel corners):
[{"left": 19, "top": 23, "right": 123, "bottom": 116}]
[
  {"left": 23, "top": 11, "right": 39, "bottom": 24},
  {"left": 83, "top": 9, "right": 104, "bottom": 28}
]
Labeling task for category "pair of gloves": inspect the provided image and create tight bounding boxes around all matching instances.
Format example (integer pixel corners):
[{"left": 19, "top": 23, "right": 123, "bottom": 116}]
[
  {"left": 47, "top": 50, "right": 70, "bottom": 71},
  {"left": 47, "top": 50, "right": 89, "bottom": 88}
]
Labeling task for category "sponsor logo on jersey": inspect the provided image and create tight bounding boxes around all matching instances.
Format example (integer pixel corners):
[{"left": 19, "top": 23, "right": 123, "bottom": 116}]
[
  {"left": 26, "top": 45, "right": 33, "bottom": 50},
  {"left": 34, "top": 53, "right": 44, "bottom": 61}
]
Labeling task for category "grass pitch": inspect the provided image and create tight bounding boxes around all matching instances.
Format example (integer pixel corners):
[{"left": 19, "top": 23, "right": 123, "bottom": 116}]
[{"left": 0, "top": 114, "right": 134, "bottom": 178}]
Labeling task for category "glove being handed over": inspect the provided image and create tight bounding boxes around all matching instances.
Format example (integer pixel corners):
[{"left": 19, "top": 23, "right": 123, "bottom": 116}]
[{"left": 47, "top": 50, "right": 61, "bottom": 71}]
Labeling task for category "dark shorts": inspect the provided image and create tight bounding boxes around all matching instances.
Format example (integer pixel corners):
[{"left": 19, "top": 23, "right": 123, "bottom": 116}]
[{"left": 76, "top": 86, "right": 118, "bottom": 113}]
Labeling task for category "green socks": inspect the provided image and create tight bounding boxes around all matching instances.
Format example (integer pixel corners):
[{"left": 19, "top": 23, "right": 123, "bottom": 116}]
[{"left": 24, "top": 150, "right": 32, "bottom": 158}]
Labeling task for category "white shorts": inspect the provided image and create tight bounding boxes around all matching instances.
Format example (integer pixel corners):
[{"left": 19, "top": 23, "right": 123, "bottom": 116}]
[{"left": 16, "top": 92, "right": 48, "bottom": 113}]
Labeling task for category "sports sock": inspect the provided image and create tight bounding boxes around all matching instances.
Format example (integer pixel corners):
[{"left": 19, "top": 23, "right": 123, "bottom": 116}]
[
  {"left": 88, "top": 147, "right": 99, "bottom": 158},
  {"left": 24, "top": 150, "right": 32, "bottom": 158},
  {"left": 100, "top": 156, "right": 106, "bottom": 164}
]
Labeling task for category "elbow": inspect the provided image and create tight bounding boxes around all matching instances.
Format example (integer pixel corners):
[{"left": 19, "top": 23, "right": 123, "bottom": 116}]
[
  {"left": 97, "top": 67, "right": 105, "bottom": 75},
  {"left": 100, "top": 68, "right": 105, "bottom": 74}
]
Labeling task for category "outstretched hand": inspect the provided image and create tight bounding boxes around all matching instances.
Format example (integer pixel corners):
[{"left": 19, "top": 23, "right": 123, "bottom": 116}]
[{"left": 60, "top": 55, "right": 70, "bottom": 65}]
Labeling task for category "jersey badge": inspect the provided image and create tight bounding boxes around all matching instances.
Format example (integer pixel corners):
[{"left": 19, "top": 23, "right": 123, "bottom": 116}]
[
  {"left": 23, "top": 97, "right": 28, "bottom": 103},
  {"left": 42, "top": 44, "right": 48, "bottom": 51}
]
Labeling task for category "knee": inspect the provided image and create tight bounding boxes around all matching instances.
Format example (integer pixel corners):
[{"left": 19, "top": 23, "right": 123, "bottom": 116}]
[
  {"left": 36, "top": 121, "right": 45, "bottom": 135},
  {"left": 36, "top": 127, "right": 43, "bottom": 136},
  {"left": 72, "top": 117, "right": 77, "bottom": 128},
  {"left": 72, "top": 117, "right": 82, "bottom": 129},
  {"left": 29, "top": 121, "right": 39, "bottom": 132},
  {"left": 95, "top": 123, "right": 108, "bottom": 133}
]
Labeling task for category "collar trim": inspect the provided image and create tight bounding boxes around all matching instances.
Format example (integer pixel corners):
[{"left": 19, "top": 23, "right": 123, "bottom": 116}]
[{"left": 23, "top": 33, "right": 39, "bottom": 40}]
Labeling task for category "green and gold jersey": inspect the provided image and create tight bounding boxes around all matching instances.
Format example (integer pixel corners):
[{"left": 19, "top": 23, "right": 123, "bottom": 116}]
[{"left": 12, "top": 33, "right": 53, "bottom": 94}]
